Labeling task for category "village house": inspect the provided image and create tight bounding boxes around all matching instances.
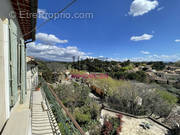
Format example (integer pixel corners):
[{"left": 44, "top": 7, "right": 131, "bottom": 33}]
[
  {"left": 0, "top": 0, "right": 37, "bottom": 134},
  {"left": 175, "top": 69, "right": 180, "bottom": 74},
  {"left": 26, "top": 56, "right": 38, "bottom": 91},
  {"left": 0, "top": 1, "right": 66, "bottom": 135}
]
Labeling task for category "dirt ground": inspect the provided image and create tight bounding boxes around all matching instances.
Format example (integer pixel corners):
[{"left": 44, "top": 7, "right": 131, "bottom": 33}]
[{"left": 100, "top": 109, "right": 170, "bottom": 135}]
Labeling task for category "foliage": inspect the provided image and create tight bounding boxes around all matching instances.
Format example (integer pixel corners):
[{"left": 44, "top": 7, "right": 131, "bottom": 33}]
[
  {"left": 55, "top": 82, "right": 101, "bottom": 131},
  {"left": 126, "top": 71, "right": 148, "bottom": 82},
  {"left": 88, "top": 121, "right": 101, "bottom": 135},
  {"left": 55, "top": 82, "right": 90, "bottom": 111},
  {"left": 152, "top": 61, "right": 166, "bottom": 71},
  {"left": 73, "top": 101, "right": 101, "bottom": 130},
  {"left": 71, "top": 59, "right": 167, "bottom": 83},
  {"left": 111, "top": 71, "right": 128, "bottom": 80},
  {"left": 171, "top": 127, "right": 180, "bottom": 135},
  {"left": 101, "top": 114, "right": 123, "bottom": 135},
  {"left": 73, "top": 58, "right": 122, "bottom": 73},
  {"left": 58, "top": 123, "right": 68, "bottom": 135},
  {"left": 88, "top": 76, "right": 130, "bottom": 96},
  {"left": 121, "top": 60, "right": 131, "bottom": 67},
  {"left": 101, "top": 121, "right": 113, "bottom": 135},
  {"left": 117, "top": 65, "right": 133, "bottom": 72},
  {"left": 107, "top": 84, "right": 174, "bottom": 118},
  {"left": 70, "top": 69, "right": 88, "bottom": 75},
  {"left": 74, "top": 102, "right": 100, "bottom": 124},
  {"left": 36, "top": 60, "right": 53, "bottom": 83},
  {"left": 46, "top": 61, "right": 70, "bottom": 72},
  {"left": 175, "top": 61, "right": 180, "bottom": 67},
  {"left": 109, "top": 71, "right": 149, "bottom": 83},
  {"left": 157, "top": 90, "right": 178, "bottom": 105},
  {"left": 74, "top": 109, "right": 91, "bottom": 125}
]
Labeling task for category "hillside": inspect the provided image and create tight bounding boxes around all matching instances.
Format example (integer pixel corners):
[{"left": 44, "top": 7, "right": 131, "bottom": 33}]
[{"left": 37, "top": 59, "right": 180, "bottom": 135}]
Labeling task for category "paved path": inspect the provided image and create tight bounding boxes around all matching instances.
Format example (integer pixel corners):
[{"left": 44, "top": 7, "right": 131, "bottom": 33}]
[
  {"left": 31, "top": 90, "right": 60, "bottom": 135},
  {"left": 2, "top": 91, "right": 31, "bottom": 135},
  {"left": 100, "top": 109, "right": 170, "bottom": 135}
]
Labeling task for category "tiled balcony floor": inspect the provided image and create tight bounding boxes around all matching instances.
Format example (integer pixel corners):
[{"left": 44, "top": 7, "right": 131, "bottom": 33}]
[{"left": 31, "top": 90, "right": 60, "bottom": 135}]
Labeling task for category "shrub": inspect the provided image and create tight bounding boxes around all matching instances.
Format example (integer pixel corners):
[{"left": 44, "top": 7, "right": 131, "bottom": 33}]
[
  {"left": 101, "top": 121, "right": 113, "bottom": 135},
  {"left": 74, "top": 110, "right": 91, "bottom": 125},
  {"left": 157, "top": 90, "right": 178, "bottom": 105},
  {"left": 101, "top": 114, "right": 123, "bottom": 135},
  {"left": 88, "top": 76, "right": 130, "bottom": 96},
  {"left": 108, "top": 85, "right": 174, "bottom": 118},
  {"left": 58, "top": 123, "right": 67, "bottom": 135},
  {"left": 55, "top": 82, "right": 101, "bottom": 131},
  {"left": 152, "top": 62, "right": 166, "bottom": 71},
  {"left": 55, "top": 82, "right": 91, "bottom": 111}
]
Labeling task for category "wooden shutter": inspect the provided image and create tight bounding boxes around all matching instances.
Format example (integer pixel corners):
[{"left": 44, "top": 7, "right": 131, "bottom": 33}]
[{"left": 9, "top": 19, "right": 18, "bottom": 106}]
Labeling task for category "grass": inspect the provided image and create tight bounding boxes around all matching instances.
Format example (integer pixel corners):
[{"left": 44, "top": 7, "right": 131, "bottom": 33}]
[
  {"left": 70, "top": 70, "right": 131, "bottom": 96},
  {"left": 70, "top": 69, "right": 88, "bottom": 75},
  {"left": 88, "top": 76, "right": 130, "bottom": 96},
  {"left": 157, "top": 90, "right": 178, "bottom": 105}
]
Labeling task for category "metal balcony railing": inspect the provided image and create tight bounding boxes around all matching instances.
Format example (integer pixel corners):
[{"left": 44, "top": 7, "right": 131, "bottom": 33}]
[{"left": 39, "top": 77, "right": 85, "bottom": 135}]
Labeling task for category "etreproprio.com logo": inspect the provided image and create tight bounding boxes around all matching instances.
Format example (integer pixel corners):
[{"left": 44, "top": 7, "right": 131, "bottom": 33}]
[{"left": 9, "top": 11, "right": 94, "bottom": 20}]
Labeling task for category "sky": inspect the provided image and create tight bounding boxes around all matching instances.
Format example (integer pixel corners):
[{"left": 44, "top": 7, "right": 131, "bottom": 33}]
[{"left": 27, "top": 0, "right": 180, "bottom": 62}]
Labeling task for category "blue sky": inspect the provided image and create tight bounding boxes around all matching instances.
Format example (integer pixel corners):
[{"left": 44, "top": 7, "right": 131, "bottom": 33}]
[{"left": 27, "top": 0, "right": 180, "bottom": 62}]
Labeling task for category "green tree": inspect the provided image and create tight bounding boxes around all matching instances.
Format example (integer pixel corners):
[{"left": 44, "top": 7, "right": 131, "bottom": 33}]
[{"left": 152, "top": 62, "right": 166, "bottom": 70}]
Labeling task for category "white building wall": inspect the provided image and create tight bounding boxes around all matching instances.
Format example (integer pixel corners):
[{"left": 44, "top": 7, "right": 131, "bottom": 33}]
[
  {"left": 0, "top": 18, "right": 10, "bottom": 131},
  {"left": 0, "top": 0, "right": 24, "bottom": 131},
  {"left": 27, "top": 65, "right": 32, "bottom": 90},
  {"left": 27, "top": 64, "right": 38, "bottom": 91}
]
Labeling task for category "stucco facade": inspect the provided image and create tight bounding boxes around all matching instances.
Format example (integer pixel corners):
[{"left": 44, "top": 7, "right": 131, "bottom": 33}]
[
  {"left": 0, "top": 0, "right": 37, "bottom": 133},
  {"left": 26, "top": 57, "right": 39, "bottom": 91},
  {"left": 0, "top": 18, "right": 10, "bottom": 132}
]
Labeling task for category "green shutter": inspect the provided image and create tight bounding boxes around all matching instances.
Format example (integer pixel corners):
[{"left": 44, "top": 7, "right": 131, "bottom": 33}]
[
  {"left": 25, "top": 47, "right": 27, "bottom": 94},
  {"left": 9, "top": 19, "right": 18, "bottom": 106},
  {"left": 20, "top": 39, "right": 26, "bottom": 103},
  {"left": 17, "top": 41, "right": 21, "bottom": 90}
]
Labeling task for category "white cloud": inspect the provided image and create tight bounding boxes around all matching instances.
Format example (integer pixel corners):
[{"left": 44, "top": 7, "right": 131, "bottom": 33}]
[
  {"left": 119, "top": 54, "right": 180, "bottom": 62},
  {"left": 38, "top": 9, "right": 48, "bottom": 19},
  {"left": 27, "top": 42, "right": 87, "bottom": 61},
  {"left": 38, "top": 9, "right": 46, "bottom": 14},
  {"left": 97, "top": 56, "right": 107, "bottom": 61},
  {"left": 129, "top": 0, "right": 159, "bottom": 16},
  {"left": 175, "top": 39, "right": 180, "bottom": 42},
  {"left": 130, "top": 34, "right": 153, "bottom": 41},
  {"left": 141, "top": 50, "right": 150, "bottom": 55},
  {"left": 36, "top": 33, "right": 68, "bottom": 44},
  {"left": 157, "top": 7, "right": 164, "bottom": 11},
  {"left": 85, "top": 54, "right": 180, "bottom": 62}
]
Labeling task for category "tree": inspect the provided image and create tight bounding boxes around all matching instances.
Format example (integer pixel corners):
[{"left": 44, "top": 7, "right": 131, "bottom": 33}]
[
  {"left": 175, "top": 61, "right": 180, "bottom": 67},
  {"left": 108, "top": 85, "right": 174, "bottom": 118},
  {"left": 152, "top": 62, "right": 166, "bottom": 71},
  {"left": 121, "top": 60, "right": 131, "bottom": 67}
]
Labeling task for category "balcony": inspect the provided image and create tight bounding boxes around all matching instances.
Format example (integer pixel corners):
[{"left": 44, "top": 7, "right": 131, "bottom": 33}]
[
  {"left": 38, "top": 77, "right": 85, "bottom": 135},
  {"left": 2, "top": 77, "right": 85, "bottom": 135}
]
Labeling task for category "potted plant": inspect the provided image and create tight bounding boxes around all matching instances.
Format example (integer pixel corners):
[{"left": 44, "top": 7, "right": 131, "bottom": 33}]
[{"left": 35, "top": 83, "right": 41, "bottom": 91}]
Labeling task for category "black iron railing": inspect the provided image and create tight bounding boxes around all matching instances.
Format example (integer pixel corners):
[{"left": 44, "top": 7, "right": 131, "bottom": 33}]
[{"left": 40, "top": 77, "right": 85, "bottom": 135}]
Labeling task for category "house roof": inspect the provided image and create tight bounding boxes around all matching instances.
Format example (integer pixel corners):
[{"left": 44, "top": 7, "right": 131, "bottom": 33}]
[
  {"left": 11, "top": 0, "right": 38, "bottom": 42},
  {"left": 26, "top": 56, "right": 38, "bottom": 65},
  {"left": 175, "top": 69, "right": 180, "bottom": 72}
]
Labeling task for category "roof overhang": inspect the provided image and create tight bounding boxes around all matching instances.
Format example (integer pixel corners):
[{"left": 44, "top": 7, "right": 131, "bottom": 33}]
[{"left": 11, "top": 0, "right": 38, "bottom": 42}]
